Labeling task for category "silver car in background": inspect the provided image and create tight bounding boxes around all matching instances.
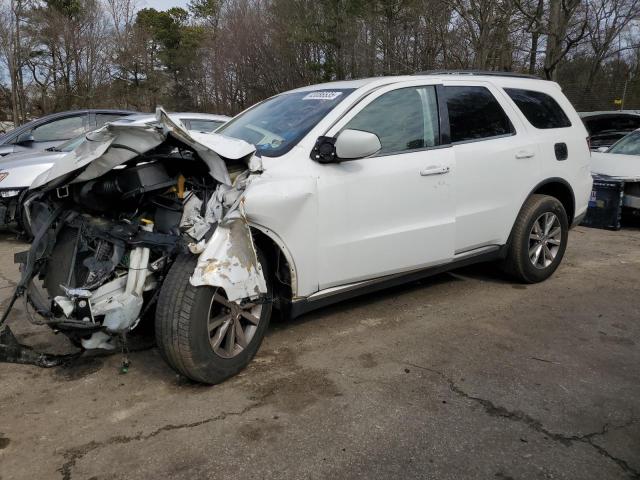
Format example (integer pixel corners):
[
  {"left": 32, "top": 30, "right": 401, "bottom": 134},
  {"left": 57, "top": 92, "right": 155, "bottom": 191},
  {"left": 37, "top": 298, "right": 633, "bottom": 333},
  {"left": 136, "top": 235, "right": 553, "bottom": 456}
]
[
  {"left": 0, "top": 109, "right": 137, "bottom": 157},
  {"left": 0, "top": 112, "right": 231, "bottom": 232}
]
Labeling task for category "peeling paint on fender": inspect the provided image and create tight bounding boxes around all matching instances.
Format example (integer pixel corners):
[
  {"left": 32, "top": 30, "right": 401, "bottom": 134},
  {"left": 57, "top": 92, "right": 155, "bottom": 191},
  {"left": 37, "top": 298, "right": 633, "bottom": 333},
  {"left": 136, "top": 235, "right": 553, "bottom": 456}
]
[{"left": 190, "top": 200, "right": 267, "bottom": 301}]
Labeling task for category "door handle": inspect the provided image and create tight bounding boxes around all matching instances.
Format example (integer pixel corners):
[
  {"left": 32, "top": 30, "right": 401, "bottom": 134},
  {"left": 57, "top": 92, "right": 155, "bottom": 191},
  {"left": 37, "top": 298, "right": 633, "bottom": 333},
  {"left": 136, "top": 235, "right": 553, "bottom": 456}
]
[
  {"left": 420, "top": 165, "right": 450, "bottom": 176},
  {"left": 515, "top": 150, "right": 535, "bottom": 159}
]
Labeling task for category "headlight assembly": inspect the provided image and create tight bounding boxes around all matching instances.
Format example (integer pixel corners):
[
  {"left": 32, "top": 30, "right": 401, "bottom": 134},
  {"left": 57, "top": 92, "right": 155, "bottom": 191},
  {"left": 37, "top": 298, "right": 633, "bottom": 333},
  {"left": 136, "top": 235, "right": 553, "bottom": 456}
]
[{"left": 0, "top": 189, "right": 21, "bottom": 198}]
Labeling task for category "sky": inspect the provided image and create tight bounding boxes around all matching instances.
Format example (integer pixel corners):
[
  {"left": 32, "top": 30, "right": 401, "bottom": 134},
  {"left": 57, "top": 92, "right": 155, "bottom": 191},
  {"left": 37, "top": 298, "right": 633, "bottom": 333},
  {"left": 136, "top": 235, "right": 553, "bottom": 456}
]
[
  {"left": 140, "top": 0, "right": 190, "bottom": 11},
  {"left": 0, "top": 0, "right": 192, "bottom": 84}
]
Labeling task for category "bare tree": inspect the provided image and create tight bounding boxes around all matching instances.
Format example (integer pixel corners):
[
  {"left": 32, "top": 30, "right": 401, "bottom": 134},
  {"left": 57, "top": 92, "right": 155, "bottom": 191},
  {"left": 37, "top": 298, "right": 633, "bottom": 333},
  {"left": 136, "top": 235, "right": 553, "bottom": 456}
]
[
  {"left": 544, "top": 0, "right": 588, "bottom": 79},
  {"left": 0, "top": 0, "right": 27, "bottom": 124},
  {"left": 2, "top": 0, "right": 640, "bottom": 119},
  {"left": 585, "top": 0, "right": 640, "bottom": 87},
  {"left": 448, "top": 0, "right": 520, "bottom": 70}
]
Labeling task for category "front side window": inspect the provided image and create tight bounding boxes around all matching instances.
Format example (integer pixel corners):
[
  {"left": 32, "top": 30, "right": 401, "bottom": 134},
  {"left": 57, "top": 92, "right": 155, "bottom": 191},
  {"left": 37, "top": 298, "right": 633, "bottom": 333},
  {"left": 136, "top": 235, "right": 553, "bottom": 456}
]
[
  {"left": 445, "top": 86, "right": 513, "bottom": 143},
  {"left": 505, "top": 88, "right": 571, "bottom": 129},
  {"left": 32, "top": 115, "right": 86, "bottom": 142},
  {"left": 608, "top": 131, "right": 640, "bottom": 155},
  {"left": 218, "top": 89, "right": 354, "bottom": 157},
  {"left": 344, "top": 86, "right": 440, "bottom": 155}
]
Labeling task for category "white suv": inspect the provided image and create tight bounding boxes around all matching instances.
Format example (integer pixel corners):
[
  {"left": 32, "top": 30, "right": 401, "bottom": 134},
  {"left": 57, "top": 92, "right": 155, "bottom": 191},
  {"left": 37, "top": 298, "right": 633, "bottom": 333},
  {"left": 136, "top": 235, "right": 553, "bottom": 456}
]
[
  {"left": 8, "top": 72, "right": 592, "bottom": 384},
  {"left": 163, "top": 72, "right": 591, "bottom": 382},
  {"left": 227, "top": 72, "right": 592, "bottom": 292}
]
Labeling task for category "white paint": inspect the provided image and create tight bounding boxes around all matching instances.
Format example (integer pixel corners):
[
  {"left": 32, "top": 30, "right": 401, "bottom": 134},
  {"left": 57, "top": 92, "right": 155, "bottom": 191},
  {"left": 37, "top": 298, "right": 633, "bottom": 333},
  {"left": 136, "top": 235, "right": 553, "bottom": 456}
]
[
  {"left": 591, "top": 152, "right": 640, "bottom": 179},
  {"left": 240, "top": 74, "right": 592, "bottom": 298}
]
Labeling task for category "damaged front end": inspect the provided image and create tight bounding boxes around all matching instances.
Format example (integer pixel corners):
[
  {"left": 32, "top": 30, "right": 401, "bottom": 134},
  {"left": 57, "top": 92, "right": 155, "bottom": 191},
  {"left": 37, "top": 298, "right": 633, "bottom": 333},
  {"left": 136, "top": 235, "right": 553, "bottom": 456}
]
[{"left": 0, "top": 109, "right": 268, "bottom": 370}]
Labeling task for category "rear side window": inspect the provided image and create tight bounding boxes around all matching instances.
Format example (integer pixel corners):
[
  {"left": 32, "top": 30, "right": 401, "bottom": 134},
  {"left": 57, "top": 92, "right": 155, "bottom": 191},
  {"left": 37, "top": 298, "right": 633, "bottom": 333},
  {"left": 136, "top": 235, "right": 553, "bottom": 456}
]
[
  {"left": 445, "top": 86, "right": 513, "bottom": 143},
  {"left": 505, "top": 88, "right": 571, "bottom": 129}
]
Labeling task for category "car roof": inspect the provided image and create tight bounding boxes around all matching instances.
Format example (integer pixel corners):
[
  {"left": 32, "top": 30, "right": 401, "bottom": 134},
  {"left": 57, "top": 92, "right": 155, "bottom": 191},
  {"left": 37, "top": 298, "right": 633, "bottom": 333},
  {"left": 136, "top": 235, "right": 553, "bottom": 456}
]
[
  {"left": 172, "top": 112, "right": 231, "bottom": 121},
  {"left": 285, "top": 72, "right": 561, "bottom": 95},
  {"left": 580, "top": 111, "right": 640, "bottom": 119},
  {"left": 109, "top": 112, "right": 231, "bottom": 127}
]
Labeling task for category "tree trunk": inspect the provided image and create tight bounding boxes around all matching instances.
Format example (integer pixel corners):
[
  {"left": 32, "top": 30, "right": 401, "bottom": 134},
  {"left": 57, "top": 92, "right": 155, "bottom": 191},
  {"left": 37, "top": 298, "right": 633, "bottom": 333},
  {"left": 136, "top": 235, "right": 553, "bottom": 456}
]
[{"left": 529, "top": 0, "right": 544, "bottom": 75}]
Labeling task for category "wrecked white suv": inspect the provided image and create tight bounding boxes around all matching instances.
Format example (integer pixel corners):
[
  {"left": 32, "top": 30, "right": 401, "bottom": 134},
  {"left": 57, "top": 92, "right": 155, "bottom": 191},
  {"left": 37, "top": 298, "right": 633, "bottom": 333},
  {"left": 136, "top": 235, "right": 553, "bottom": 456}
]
[{"left": 1, "top": 72, "right": 592, "bottom": 384}]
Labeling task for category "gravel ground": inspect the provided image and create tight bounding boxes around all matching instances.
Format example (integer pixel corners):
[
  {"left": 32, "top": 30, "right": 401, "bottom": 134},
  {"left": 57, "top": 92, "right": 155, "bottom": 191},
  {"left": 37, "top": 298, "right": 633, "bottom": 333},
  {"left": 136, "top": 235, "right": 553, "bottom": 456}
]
[{"left": 0, "top": 226, "right": 638, "bottom": 480}]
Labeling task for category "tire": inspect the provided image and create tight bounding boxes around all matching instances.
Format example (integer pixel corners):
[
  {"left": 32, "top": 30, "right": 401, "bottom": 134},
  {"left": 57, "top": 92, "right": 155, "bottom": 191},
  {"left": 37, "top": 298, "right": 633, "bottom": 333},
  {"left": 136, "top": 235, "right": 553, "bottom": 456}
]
[
  {"left": 503, "top": 194, "right": 569, "bottom": 283},
  {"left": 155, "top": 250, "right": 272, "bottom": 384}
]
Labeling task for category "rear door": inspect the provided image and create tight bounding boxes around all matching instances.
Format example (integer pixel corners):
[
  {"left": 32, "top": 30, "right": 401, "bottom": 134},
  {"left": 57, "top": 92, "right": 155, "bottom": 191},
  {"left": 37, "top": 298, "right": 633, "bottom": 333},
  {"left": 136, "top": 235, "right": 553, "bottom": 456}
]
[
  {"left": 315, "top": 81, "right": 456, "bottom": 289},
  {"left": 443, "top": 82, "right": 540, "bottom": 254},
  {"left": 504, "top": 86, "right": 592, "bottom": 221}
]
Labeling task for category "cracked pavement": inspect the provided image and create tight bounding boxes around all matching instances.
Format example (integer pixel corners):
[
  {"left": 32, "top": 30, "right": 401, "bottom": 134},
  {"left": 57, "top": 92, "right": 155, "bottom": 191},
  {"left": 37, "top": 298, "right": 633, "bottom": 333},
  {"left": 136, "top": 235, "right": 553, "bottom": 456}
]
[{"left": 0, "top": 226, "right": 639, "bottom": 480}]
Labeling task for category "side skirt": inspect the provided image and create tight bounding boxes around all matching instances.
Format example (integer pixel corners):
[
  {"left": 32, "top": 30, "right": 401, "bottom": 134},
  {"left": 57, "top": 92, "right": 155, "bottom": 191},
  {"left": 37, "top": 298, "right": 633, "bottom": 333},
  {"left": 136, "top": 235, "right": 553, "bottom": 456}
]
[{"left": 289, "top": 245, "right": 506, "bottom": 319}]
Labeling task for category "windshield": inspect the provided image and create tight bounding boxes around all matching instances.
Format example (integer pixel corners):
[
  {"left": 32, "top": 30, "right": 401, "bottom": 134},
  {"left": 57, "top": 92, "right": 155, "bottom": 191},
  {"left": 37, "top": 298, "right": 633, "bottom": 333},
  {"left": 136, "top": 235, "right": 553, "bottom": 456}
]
[
  {"left": 52, "top": 134, "right": 90, "bottom": 152},
  {"left": 608, "top": 131, "right": 640, "bottom": 155},
  {"left": 217, "top": 89, "right": 355, "bottom": 157}
]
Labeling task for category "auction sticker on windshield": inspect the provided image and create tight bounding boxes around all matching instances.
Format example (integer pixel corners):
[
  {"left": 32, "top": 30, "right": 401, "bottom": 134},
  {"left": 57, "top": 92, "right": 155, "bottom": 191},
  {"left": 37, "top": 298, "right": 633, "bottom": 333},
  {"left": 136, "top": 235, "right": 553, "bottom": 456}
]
[{"left": 303, "top": 91, "right": 343, "bottom": 101}]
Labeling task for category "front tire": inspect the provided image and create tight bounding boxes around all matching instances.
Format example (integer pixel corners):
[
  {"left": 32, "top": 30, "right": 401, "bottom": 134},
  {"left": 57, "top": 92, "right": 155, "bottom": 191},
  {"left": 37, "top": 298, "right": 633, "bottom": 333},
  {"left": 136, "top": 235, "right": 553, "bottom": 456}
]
[
  {"left": 155, "top": 252, "right": 272, "bottom": 384},
  {"left": 503, "top": 194, "right": 569, "bottom": 283}
]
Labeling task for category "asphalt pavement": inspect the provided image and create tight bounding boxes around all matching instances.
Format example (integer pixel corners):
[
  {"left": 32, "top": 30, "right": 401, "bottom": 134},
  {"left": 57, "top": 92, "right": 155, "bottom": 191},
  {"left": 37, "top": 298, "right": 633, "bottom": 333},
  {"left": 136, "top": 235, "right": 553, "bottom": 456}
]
[{"left": 0, "top": 226, "right": 638, "bottom": 480}]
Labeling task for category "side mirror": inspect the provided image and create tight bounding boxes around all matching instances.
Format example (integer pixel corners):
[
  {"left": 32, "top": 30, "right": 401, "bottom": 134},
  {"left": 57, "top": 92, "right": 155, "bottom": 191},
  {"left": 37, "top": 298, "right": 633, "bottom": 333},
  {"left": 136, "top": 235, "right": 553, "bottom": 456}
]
[
  {"left": 596, "top": 146, "right": 608, "bottom": 153},
  {"left": 311, "top": 129, "right": 381, "bottom": 163},
  {"left": 16, "top": 132, "right": 34, "bottom": 145},
  {"left": 335, "top": 129, "right": 382, "bottom": 160}
]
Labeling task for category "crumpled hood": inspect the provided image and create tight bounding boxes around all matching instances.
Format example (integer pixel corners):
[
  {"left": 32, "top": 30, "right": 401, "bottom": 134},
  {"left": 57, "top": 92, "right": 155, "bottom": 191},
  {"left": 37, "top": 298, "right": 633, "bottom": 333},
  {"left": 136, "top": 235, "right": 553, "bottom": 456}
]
[
  {"left": 30, "top": 108, "right": 258, "bottom": 190},
  {"left": 0, "top": 150, "right": 65, "bottom": 189},
  {"left": 591, "top": 152, "right": 640, "bottom": 180}
]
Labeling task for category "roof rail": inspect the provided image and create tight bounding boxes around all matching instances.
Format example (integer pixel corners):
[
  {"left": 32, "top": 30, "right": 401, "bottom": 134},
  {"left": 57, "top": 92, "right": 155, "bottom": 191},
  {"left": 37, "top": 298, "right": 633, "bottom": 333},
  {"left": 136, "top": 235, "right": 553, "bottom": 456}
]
[{"left": 415, "top": 70, "right": 541, "bottom": 80}]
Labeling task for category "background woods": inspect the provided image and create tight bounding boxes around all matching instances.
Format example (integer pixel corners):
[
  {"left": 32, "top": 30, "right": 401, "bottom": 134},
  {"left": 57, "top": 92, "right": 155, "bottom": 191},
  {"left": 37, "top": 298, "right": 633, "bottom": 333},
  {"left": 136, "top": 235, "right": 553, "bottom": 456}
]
[{"left": 1, "top": 0, "right": 640, "bottom": 124}]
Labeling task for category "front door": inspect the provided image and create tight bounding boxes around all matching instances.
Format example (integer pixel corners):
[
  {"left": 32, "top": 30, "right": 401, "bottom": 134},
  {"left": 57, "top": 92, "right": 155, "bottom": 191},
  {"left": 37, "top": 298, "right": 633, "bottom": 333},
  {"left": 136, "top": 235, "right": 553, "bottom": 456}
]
[{"left": 314, "top": 82, "right": 455, "bottom": 290}]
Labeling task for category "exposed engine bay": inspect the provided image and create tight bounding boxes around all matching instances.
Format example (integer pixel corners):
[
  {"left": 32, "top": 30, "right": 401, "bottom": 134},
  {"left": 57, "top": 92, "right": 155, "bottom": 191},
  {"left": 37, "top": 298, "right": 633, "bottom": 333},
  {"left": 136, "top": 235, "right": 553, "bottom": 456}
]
[{"left": 0, "top": 110, "right": 268, "bottom": 374}]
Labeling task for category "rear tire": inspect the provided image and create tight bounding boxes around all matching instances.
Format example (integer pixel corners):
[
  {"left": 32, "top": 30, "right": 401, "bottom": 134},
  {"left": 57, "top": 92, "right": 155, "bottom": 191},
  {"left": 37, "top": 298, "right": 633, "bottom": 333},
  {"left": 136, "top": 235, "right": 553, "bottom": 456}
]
[
  {"left": 155, "top": 251, "right": 272, "bottom": 384},
  {"left": 503, "top": 194, "right": 568, "bottom": 283}
]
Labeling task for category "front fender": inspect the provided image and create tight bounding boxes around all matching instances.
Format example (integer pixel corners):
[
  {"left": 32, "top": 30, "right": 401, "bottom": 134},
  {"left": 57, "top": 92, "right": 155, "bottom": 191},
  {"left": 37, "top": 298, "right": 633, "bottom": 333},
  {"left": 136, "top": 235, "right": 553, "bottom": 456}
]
[{"left": 189, "top": 212, "right": 267, "bottom": 302}]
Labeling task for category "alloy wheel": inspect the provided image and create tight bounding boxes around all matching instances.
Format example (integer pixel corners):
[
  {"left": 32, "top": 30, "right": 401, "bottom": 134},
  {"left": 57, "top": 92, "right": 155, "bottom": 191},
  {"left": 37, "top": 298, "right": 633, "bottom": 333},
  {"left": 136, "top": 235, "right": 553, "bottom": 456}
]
[
  {"left": 528, "top": 212, "right": 562, "bottom": 269},
  {"left": 207, "top": 291, "right": 263, "bottom": 358}
]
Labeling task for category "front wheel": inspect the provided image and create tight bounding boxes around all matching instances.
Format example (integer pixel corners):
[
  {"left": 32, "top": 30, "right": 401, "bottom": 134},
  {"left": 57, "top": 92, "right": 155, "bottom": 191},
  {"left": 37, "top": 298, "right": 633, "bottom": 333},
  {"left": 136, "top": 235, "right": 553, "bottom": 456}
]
[
  {"left": 503, "top": 194, "right": 569, "bottom": 283},
  {"left": 155, "top": 252, "right": 272, "bottom": 384}
]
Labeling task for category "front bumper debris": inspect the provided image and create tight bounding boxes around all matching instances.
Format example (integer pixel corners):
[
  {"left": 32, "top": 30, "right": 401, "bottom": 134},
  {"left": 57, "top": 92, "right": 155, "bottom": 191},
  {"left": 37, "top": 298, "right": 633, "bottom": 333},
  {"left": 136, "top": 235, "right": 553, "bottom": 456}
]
[{"left": 0, "top": 325, "right": 80, "bottom": 367}]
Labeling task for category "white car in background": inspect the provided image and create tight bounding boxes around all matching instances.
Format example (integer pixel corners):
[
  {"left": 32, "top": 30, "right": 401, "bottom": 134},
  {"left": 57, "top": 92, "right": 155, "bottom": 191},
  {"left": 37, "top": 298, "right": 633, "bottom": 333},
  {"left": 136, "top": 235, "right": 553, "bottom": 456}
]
[
  {"left": 0, "top": 112, "right": 230, "bottom": 232},
  {"left": 591, "top": 129, "right": 640, "bottom": 214}
]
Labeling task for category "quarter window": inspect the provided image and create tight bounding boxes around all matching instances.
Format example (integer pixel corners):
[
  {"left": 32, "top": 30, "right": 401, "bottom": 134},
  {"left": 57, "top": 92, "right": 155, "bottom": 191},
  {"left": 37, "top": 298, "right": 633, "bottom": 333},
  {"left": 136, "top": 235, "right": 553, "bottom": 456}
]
[
  {"left": 445, "top": 86, "right": 514, "bottom": 143},
  {"left": 505, "top": 88, "right": 571, "bottom": 129},
  {"left": 344, "top": 86, "right": 440, "bottom": 155}
]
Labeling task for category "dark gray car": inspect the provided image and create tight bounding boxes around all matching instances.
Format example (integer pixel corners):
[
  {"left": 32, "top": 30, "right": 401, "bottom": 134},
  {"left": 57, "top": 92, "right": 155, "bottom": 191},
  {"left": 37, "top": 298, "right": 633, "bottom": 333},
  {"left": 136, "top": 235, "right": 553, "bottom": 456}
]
[{"left": 0, "top": 109, "right": 137, "bottom": 157}]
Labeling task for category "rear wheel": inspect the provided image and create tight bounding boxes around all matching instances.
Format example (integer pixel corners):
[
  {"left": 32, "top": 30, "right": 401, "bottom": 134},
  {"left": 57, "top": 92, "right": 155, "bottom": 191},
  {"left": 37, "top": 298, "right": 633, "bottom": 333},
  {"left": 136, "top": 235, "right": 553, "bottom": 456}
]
[
  {"left": 155, "top": 251, "right": 272, "bottom": 384},
  {"left": 503, "top": 194, "right": 568, "bottom": 283}
]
